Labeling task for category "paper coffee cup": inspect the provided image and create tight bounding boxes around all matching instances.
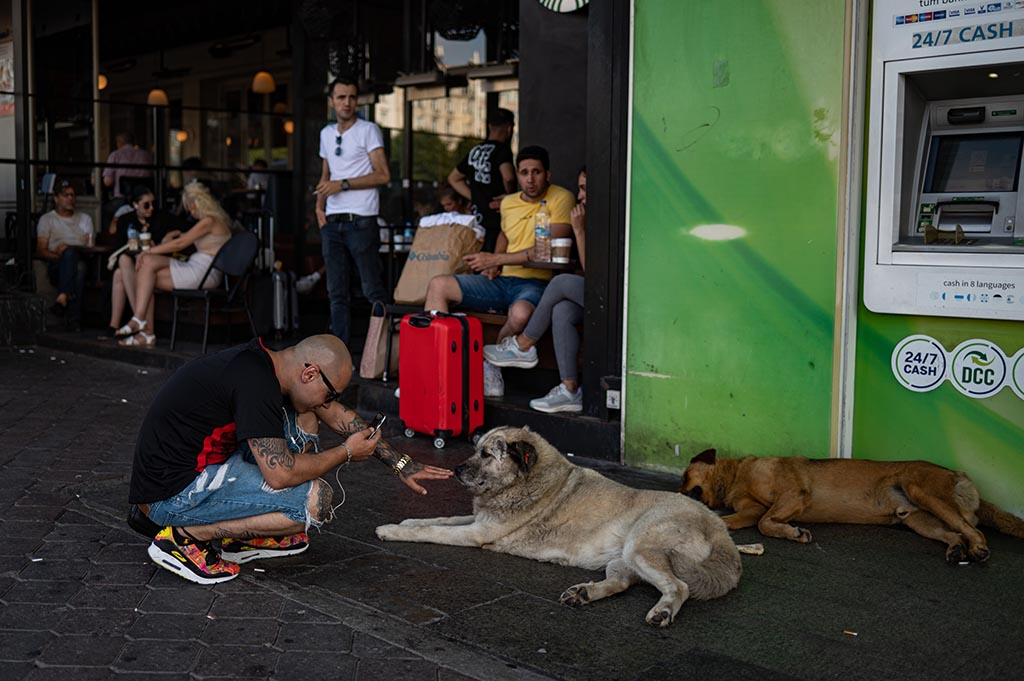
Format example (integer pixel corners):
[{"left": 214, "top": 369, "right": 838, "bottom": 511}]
[{"left": 550, "top": 237, "right": 573, "bottom": 264}]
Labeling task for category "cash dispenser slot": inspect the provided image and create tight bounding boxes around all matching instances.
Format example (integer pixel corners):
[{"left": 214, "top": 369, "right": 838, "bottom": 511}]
[
  {"left": 932, "top": 201, "right": 998, "bottom": 234},
  {"left": 947, "top": 106, "right": 985, "bottom": 126}
]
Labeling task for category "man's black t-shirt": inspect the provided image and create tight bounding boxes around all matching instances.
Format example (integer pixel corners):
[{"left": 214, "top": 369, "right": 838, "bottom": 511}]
[
  {"left": 456, "top": 140, "right": 513, "bottom": 251},
  {"left": 129, "top": 339, "right": 285, "bottom": 504}
]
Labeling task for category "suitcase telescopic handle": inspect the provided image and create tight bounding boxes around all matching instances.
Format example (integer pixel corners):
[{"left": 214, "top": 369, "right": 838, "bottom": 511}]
[{"left": 408, "top": 315, "right": 434, "bottom": 328}]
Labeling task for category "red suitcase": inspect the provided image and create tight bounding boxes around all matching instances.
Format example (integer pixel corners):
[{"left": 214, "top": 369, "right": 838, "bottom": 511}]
[{"left": 398, "top": 312, "right": 484, "bottom": 449}]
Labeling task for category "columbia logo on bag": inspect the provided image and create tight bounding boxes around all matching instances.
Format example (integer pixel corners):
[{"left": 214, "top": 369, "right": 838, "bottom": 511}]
[{"left": 407, "top": 251, "right": 450, "bottom": 262}]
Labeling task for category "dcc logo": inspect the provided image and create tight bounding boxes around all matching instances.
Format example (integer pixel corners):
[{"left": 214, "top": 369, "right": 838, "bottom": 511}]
[{"left": 950, "top": 340, "right": 1007, "bottom": 399}]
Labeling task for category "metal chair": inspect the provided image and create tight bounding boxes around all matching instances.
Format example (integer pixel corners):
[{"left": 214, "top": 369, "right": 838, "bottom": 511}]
[{"left": 169, "top": 230, "right": 259, "bottom": 353}]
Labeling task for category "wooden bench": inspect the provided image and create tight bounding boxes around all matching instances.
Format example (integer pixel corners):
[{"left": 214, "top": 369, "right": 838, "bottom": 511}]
[{"left": 461, "top": 310, "right": 565, "bottom": 372}]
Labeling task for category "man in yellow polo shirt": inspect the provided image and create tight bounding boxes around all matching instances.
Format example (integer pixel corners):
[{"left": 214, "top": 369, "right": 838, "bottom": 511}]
[{"left": 424, "top": 146, "right": 574, "bottom": 396}]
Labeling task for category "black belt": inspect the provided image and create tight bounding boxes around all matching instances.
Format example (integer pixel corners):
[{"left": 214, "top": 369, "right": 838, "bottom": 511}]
[{"left": 326, "top": 213, "right": 371, "bottom": 223}]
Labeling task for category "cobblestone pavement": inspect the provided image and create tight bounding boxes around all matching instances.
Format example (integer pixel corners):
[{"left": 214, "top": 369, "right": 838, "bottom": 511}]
[{"left": 2, "top": 347, "right": 1024, "bottom": 681}]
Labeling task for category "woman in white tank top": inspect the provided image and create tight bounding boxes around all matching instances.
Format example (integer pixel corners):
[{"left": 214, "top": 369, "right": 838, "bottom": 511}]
[{"left": 117, "top": 182, "right": 233, "bottom": 347}]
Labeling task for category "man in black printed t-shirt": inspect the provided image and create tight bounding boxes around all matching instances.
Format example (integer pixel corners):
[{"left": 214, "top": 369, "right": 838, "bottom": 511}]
[
  {"left": 128, "top": 334, "right": 452, "bottom": 584},
  {"left": 448, "top": 108, "right": 516, "bottom": 252}
]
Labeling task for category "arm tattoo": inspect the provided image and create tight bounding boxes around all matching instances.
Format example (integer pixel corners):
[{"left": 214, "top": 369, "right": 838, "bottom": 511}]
[
  {"left": 332, "top": 405, "right": 366, "bottom": 435},
  {"left": 334, "top": 403, "right": 420, "bottom": 476},
  {"left": 373, "top": 438, "right": 424, "bottom": 478},
  {"left": 249, "top": 437, "right": 295, "bottom": 469}
]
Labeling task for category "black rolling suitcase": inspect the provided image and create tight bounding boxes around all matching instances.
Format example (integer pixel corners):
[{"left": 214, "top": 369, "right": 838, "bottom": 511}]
[{"left": 271, "top": 269, "right": 299, "bottom": 337}]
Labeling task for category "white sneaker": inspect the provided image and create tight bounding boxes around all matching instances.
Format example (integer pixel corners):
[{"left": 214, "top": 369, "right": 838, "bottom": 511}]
[
  {"left": 483, "top": 361, "right": 505, "bottom": 398},
  {"left": 483, "top": 335, "right": 539, "bottom": 369},
  {"left": 529, "top": 384, "right": 582, "bottom": 413},
  {"left": 295, "top": 271, "right": 321, "bottom": 294}
]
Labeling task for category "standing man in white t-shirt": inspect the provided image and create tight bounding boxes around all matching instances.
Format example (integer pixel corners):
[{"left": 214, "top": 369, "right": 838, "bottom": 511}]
[
  {"left": 313, "top": 77, "right": 391, "bottom": 345},
  {"left": 36, "top": 177, "right": 94, "bottom": 331}
]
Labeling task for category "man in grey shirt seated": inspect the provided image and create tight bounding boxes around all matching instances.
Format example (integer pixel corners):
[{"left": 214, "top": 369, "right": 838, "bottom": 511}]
[{"left": 36, "top": 178, "right": 94, "bottom": 331}]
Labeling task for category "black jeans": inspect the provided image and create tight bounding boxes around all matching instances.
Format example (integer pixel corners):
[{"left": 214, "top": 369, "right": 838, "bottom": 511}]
[
  {"left": 320, "top": 216, "right": 388, "bottom": 345},
  {"left": 46, "top": 249, "right": 86, "bottom": 322}
]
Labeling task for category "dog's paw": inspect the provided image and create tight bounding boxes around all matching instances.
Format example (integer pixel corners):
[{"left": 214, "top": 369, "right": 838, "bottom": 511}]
[
  {"left": 375, "top": 524, "right": 400, "bottom": 541},
  {"left": 645, "top": 607, "right": 674, "bottom": 628},
  {"left": 795, "top": 528, "right": 813, "bottom": 544},
  {"left": 560, "top": 584, "right": 591, "bottom": 607},
  {"left": 969, "top": 545, "right": 991, "bottom": 563},
  {"left": 945, "top": 543, "right": 968, "bottom": 564}
]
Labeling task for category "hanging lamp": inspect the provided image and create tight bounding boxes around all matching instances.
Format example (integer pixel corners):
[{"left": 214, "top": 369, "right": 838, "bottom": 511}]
[
  {"left": 147, "top": 88, "right": 169, "bottom": 106},
  {"left": 252, "top": 71, "right": 276, "bottom": 94}
]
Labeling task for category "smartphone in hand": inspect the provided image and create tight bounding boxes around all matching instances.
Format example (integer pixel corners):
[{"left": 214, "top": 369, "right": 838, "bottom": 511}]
[{"left": 367, "top": 412, "right": 387, "bottom": 438}]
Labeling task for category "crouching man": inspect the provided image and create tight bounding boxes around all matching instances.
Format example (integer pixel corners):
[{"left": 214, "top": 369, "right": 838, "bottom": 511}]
[{"left": 127, "top": 334, "right": 452, "bottom": 584}]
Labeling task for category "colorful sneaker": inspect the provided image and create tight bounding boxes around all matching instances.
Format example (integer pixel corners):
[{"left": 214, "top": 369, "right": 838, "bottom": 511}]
[
  {"left": 483, "top": 335, "right": 539, "bottom": 369},
  {"left": 219, "top": 533, "right": 310, "bottom": 564},
  {"left": 483, "top": 361, "right": 505, "bottom": 398},
  {"left": 529, "top": 384, "right": 583, "bottom": 414},
  {"left": 147, "top": 526, "right": 240, "bottom": 585}
]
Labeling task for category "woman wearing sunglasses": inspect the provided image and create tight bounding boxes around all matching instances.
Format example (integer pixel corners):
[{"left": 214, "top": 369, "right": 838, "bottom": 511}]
[
  {"left": 117, "top": 182, "right": 231, "bottom": 347},
  {"left": 106, "top": 188, "right": 180, "bottom": 338}
]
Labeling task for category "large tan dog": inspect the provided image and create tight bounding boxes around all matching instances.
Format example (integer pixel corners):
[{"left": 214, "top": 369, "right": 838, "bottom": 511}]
[
  {"left": 376, "top": 426, "right": 742, "bottom": 627},
  {"left": 679, "top": 449, "right": 1024, "bottom": 563}
]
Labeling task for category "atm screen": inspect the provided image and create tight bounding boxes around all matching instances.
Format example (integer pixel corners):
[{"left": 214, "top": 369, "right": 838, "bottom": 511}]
[{"left": 924, "top": 132, "right": 1024, "bottom": 193}]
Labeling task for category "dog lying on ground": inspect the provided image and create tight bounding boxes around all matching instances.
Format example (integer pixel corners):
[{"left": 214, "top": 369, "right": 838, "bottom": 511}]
[
  {"left": 679, "top": 449, "right": 1024, "bottom": 563},
  {"left": 376, "top": 426, "right": 743, "bottom": 627}
]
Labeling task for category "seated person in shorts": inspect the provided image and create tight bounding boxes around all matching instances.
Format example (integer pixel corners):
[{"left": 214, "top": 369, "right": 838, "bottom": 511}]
[
  {"left": 128, "top": 334, "right": 452, "bottom": 584},
  {"left": 106, "top": 187, "right": 181, "bottom": 338},
  {"left": 424, "top": 146, "right": 574, "bottom": 397},
  {"left": 484, "top": 167, "right": 588, "bottom": 413},
  {"left": 117, "top": 182, "right": 231, "bottom": 347}
]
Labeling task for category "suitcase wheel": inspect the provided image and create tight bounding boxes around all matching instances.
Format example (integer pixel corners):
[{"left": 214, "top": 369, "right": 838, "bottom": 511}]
[
  {"left": 433, "top": 437, "right": 446, "bottom": 450},
  {"left": 404, "top": 428, "right": 416, "bottom": 439}
]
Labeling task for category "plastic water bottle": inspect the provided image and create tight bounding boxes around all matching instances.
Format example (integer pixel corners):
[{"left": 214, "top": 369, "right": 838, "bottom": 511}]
[
  {"left": 534, "top": 200, "right": 551, "bottom": 262},
  {"left": 127, "top": 224, "right": 139, "bottom": 252}
]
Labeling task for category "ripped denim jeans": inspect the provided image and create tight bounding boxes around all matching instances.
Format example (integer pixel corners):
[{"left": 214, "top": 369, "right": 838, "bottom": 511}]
[{"left": 146, "top": 407, "right": 323, "bottom": 529}]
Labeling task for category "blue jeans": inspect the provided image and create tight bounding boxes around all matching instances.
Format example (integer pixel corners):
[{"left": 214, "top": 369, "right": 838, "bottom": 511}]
[
  {"left": 46, "top": 249, "right": 86, "bottom": 322},
  {"left": 321, "top": 217, "right": 388, "bottom": 345},
  {"left": 454, "top": 274, "right": 548, "bottom": 313},
  {"left": 146, "top": 407, "right": 323, "bottom": 529}
]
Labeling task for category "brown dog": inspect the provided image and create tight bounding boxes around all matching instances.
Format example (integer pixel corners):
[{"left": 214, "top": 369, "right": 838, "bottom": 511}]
[{"left": 679, "top": 449, "right": 1024, "bottom": 563}]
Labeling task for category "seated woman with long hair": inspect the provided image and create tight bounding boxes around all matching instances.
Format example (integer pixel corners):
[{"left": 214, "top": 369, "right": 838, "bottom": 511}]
[
  {"left": 106, "top": 187, "right": 181, "bottom": 337},
  {"left": 117, "top": 182, "right": 232, "bottom": 347}
]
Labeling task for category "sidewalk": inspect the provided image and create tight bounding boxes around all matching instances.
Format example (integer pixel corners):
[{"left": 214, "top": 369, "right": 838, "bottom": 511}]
[{"left": 1, "top": 347, "right": 1023, "bottom": 680}]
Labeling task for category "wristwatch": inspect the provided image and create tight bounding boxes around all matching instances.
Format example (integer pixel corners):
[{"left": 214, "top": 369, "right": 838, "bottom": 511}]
[{"left": 341, "top": 179, "right": 351, "bottom": 191}]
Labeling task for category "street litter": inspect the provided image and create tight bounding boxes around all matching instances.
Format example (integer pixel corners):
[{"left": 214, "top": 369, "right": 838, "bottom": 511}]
[
  {"left": 843, "top": 630, "right": 859, "bottom": 637},
  {"left": 253, "top": 568, "right": 265, "bottom": 573}
]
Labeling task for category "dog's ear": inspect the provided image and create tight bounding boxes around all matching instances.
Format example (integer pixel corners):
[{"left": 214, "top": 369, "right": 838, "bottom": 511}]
[
  {"left": 507, "top": 439, "right": 537, "bottom": 472},
  {"left": 691, "top": 448, "right": 717, "bottom": 465}
]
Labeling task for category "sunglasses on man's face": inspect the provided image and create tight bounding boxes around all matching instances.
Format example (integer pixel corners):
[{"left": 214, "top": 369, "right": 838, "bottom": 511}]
[
  {"left": 305, "top": 363, "right": 339, "bottom": 403},
  {"left": 335, "top": 134, "right": 343, "bottom": 157},
  {"left": 139, "top": 201, "right": 153, "bottom": 209}
]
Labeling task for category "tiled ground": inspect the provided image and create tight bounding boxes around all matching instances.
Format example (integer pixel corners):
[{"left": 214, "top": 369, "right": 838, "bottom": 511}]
[{"left": 2, "top": 346, "right": 1023, "bottom": 681}]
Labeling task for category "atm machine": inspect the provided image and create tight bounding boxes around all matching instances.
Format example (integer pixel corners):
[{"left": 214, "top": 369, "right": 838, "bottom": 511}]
[{"left": 864, "top": 2, "right": 1024, "bottom": 321}]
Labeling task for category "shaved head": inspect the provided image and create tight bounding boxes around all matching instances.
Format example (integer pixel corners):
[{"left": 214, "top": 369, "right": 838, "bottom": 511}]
[{"left": 294, "top": 334, "right": 352, "bottom": 388}]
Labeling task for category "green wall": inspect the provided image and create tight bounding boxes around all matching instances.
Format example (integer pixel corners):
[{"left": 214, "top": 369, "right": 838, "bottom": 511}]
[
  {"left": 852, "top": 290, "right": 1024, "bottom": 517},
  {"left": 626, "top": 0, "right": 846, "bottom": 472},
  {"left": 627, "top": 0, "right": 1024, "bottom": 515}
]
